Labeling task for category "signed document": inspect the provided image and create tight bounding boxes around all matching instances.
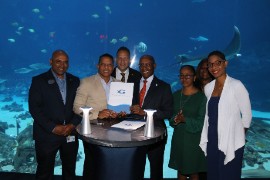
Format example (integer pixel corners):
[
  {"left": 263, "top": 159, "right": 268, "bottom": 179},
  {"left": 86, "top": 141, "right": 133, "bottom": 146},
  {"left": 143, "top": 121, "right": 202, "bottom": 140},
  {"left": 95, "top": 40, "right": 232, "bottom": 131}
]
[
  {"left": 108, "top": 82, "right": 134, "bottom": 113},
  {"left": 111, "top": 120, "right": 145, "bottom": 130}
]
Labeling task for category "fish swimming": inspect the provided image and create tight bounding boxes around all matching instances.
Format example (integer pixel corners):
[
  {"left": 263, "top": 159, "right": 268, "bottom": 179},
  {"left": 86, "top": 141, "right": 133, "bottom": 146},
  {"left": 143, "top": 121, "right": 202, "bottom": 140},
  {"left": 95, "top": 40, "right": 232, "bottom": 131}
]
[
  {"left": 0, "top": 79, "right": 7, "bottom": 84},
  {"left": 32, "top": 8, "right": 40, "bottom": 13},
  {"left": 29, "top": 63, "right": 49, "bottom": 70},
  {"left": 91, "top": 14, "right": 99, "bottom": 18},
  {"left": 177, "top": 26, "right": 241, "bottom": 66},
  {"left": 189, "top": 35, "right": 209, "bottom": 42},
  {"left": 119, "top": 36, "right": 128, "bottom": 42},
  {"left": 8, "top": 38, "right": 15, "bottom": 43},
  {"left": 110, "top": 38, "right": 117, "bottom": 44},
  {"left": 14, "top": 67, "right": 33, "bottom": 74}
]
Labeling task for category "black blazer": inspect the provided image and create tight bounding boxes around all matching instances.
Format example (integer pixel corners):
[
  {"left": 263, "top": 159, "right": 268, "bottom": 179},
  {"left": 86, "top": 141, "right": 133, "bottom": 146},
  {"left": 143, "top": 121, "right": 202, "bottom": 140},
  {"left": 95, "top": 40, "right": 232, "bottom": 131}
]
[
  {"left": 28, "top": 70, "right": 80, "bottom": 142},
  {"left": 133, "top": 76, "right": 173, "bottom": 128},
  {"left": 112, "top": 67, "right": 141, "bottom": 83}
]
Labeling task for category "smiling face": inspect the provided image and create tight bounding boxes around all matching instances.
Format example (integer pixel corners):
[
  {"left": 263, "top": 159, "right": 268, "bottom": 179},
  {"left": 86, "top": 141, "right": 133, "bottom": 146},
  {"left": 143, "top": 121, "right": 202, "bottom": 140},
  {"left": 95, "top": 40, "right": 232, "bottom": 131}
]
[
  {"left": 116, "top": 49, "right": 130, "bottom": 72},
  {"left": 207, "top": 54, "right": 227, "bottom": 79},
  {"left": 200, "top": 61, "right": 212, "bottom": 80},
  {"left": 139, "top": 56, "right": 156, "bottom": 79},
  {"left": 50, "top": 51, "right": 69, "bottom": 79},
  {"left": 97, "top": 56, "right": 114, "bottom": 82}
]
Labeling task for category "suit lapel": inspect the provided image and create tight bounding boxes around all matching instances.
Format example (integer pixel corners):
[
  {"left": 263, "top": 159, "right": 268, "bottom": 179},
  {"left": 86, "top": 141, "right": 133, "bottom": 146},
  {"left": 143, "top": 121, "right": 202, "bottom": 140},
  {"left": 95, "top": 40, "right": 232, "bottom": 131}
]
[
  {"left": 143, "top": 76, "right": 158, "bottom": 107},
  {"left": 65, "top": 73, "right": 74, "bottom": 106},
  {"left": 46, "top": 70, "right": 65, "bottom": 106}
]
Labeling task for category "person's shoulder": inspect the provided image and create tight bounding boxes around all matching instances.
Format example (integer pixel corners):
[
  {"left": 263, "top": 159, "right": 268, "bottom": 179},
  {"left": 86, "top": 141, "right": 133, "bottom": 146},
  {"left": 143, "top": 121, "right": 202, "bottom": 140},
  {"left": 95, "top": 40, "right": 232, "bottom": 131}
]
[
  {"left": 173, "top": 89, "right": 181, "bottom": 96},
  {"left": 129, "top": 68, "right": 141, "bottom": 79},
  {"left": 228, "top": 76, "right": 242, "bottom": 84},
  {"left": 32, "top": 70, "right": 50, "bottom": 80},
  {"left": 66, "top": 73, "right": 79, "bottom": 81},
  {"left": 227, "top": 76, "right": 247, "bottom": 91},
  {"left": 80, "top": 74, "right": 97, "bottom": 83},
  {"left": 195, "top": 90, "right": 206, "bottom": 99},
  {"left": 205, "top": 79, "right": 215, "bottom": 88},
  {"left": 154, "top": 76, "right": 170, "bottom": 87},
  {"left": 129, "top": 67, "right": 140, "bottom": 74},
  {"left": 204, "top": 80, "right": 215, "bottom": 95}
]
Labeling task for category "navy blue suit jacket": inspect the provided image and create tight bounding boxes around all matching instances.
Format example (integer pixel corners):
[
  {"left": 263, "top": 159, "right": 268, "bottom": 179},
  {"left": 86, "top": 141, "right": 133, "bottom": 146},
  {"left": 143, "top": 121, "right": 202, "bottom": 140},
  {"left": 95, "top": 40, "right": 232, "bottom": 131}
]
[
  {"left": 133, "top": 76, "right": 173, "bottom": 128},
  {"left": 28, "top": 70, "right": 80, "bottom": 142}
]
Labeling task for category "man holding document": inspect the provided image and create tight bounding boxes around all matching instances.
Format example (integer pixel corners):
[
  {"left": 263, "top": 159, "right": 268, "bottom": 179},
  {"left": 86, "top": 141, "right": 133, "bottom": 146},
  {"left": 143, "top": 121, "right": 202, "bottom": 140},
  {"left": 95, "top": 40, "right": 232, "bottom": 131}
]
[
  {"left": 73, "top": 53, "right": 121, "bottom": 179},
  {"left": 130, "top": 54, "right": 174, "bottom": 180}
]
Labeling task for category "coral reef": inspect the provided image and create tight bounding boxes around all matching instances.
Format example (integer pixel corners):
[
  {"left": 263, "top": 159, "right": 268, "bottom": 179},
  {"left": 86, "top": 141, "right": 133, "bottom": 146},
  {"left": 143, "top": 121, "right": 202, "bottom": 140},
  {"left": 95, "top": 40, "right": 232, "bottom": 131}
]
[{"left": 1, "top": 102, "right": 24, "bottom": 112}]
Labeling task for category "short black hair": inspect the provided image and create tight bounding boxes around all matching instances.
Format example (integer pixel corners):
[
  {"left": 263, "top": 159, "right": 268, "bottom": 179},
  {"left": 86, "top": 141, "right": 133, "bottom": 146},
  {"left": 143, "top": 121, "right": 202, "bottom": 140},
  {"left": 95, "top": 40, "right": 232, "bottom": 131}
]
[
  {"left": 51, "top": 49, "right": 69, "bottom": 60},
  {"left": 139, "top": 54, "right": 156, "bottom": 64},
  {"left": 116, "top": 46, "right": 130, "bottom": 57},
  {"left": 98, "top": 53, "right": 114, "bottom": 64},
  {"left": 208, "top": 50, "right": 226, "bottom": 60},
  {"left": 180, "top": 65, "right": 195, "bottom": 75}
]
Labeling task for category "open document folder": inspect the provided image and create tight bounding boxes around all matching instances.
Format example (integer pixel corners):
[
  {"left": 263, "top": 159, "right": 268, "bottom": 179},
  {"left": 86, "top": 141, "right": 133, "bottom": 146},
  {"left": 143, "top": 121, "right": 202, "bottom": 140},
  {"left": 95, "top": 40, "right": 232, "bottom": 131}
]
[
  {"left": 108, "top": 82, "right": 134, "bottom": 113},
  {"left": 111, "top": 120, "right": 145, "bottom": 130}
]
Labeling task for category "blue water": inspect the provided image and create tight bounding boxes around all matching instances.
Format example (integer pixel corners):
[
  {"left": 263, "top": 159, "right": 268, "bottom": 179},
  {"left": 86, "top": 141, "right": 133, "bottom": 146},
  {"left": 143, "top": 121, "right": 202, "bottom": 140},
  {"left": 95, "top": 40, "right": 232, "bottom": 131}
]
[{"left": 0, "top": 0, "right": 270, "bottom": 178}]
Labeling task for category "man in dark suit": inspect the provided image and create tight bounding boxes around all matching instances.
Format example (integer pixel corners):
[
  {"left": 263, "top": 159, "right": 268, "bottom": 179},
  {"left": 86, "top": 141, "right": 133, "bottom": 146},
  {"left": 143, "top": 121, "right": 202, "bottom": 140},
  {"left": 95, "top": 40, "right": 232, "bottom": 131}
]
[
  {"left": 28, "top": 49, "right": 80, "bottom": 180},
  {"left": 130, "top": 55, "right": 173, "bottom": 180},
  {"left": 111, "top": 46, "right": 141, "bottom": 83}
]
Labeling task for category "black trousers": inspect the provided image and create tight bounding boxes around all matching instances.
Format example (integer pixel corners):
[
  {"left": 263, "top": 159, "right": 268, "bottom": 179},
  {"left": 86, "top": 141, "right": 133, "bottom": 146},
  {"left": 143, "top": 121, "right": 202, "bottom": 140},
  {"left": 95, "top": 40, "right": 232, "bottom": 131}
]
[
  {"left": 147, "top": 139, "right": 166, "bottom": 180},
  {"left": 35, "top": 138, "right": 78, "bottom": 180}
]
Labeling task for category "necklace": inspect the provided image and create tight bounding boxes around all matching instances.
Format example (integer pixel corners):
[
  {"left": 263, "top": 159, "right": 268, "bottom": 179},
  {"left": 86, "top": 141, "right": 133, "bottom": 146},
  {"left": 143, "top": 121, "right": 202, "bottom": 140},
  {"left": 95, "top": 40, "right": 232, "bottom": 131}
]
[{"left": 179, "top": 89, "right": 192, "bottom": 113}]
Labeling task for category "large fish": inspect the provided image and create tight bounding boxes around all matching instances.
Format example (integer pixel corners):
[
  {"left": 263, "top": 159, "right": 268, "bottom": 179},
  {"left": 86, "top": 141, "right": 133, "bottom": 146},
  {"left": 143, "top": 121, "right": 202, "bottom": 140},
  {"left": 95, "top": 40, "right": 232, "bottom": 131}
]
[{"left": 177, "top": 26, "right": 241, "bottom": 66}]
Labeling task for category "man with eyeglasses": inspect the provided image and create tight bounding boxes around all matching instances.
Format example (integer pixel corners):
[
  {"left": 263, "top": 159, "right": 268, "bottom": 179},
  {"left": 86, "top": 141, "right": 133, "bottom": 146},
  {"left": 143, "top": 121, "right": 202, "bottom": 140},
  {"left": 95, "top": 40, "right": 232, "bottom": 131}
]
[
  {"left": 73, "top": 53, "right": 120, "bottom": 179},
  {"left": 111, "top": 46, "right": 141, "bottom": 83},
  {"left": 130, "top": 54, "right": 173, "bottom": 180}
]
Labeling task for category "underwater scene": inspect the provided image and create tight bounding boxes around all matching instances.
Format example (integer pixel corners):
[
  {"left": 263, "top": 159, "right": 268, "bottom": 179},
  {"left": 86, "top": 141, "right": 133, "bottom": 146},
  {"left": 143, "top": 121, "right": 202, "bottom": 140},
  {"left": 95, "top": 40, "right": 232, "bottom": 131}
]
[{"left": 0, "top": 0, "right": 270, "bottom": 178}]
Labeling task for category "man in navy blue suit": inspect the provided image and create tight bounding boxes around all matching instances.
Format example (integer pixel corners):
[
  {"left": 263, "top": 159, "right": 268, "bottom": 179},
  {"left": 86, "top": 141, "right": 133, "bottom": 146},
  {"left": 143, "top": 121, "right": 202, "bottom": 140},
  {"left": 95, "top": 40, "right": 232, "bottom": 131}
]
[
  {"left": 29, "top": 49, "right": 80, "bottom": 180},
  {"left": 130, "top": 54, "right": 173, "bottom": 180}
]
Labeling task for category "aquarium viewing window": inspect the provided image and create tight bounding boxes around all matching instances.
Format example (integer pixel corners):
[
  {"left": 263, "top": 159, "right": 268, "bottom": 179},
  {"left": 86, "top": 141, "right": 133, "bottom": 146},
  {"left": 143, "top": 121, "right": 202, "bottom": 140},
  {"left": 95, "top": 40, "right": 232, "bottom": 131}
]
[{"left": 0, "top": 0, "right": 270, "bottom": 179}]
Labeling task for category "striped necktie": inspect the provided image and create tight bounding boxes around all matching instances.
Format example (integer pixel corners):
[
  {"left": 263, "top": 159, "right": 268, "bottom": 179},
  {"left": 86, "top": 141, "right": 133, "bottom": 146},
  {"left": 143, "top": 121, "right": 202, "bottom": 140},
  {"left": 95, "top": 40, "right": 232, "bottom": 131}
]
[{"left": 120, "top": 73, "right": 125, "bottom": 82}]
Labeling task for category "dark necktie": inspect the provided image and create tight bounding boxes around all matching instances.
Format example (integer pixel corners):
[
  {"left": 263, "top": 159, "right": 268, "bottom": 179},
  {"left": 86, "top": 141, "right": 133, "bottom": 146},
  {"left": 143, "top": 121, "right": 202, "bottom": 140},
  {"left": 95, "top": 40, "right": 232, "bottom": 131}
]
[
  {"left": 120, "top": 73, "right": 125, "bottom": 82},
  {"left": 139, "top": 80, "right": 147, "bottom": 107}
]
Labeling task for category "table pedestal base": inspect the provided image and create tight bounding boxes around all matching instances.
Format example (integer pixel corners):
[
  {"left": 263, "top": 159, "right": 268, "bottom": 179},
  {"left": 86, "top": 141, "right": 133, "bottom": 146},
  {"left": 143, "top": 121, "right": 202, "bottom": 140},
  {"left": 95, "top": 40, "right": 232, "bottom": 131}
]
[{"left": 83, "top": 142, "right": 147, "bottom": 180}]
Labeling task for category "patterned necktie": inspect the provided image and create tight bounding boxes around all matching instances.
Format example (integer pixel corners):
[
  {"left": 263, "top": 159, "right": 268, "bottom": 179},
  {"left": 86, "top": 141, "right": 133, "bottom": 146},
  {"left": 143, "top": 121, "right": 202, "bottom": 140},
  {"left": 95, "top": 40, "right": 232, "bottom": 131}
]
[
  {"left": 139, "top": 80, "right": 147, "bottom": 107},
  {"left": 120, "top": 73, "right": 125, "bottom": 82}
]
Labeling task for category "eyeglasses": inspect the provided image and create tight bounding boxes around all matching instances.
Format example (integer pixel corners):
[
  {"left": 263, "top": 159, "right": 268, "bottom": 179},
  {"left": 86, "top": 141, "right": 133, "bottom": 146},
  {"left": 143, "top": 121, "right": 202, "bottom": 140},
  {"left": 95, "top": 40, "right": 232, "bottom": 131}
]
[
  {"left": 139, "top": 63, "right": 153, "bottom": 68},
  {"left": 207, "top": 60, "right": 226, "bottom": 68},
  {"left": 179, "top": 74, "right": 194, "bottom": 79}
]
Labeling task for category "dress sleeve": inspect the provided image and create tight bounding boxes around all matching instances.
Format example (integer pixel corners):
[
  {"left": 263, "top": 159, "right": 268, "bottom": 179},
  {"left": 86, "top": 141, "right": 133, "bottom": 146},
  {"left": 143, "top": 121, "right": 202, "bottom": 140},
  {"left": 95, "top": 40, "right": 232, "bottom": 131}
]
[{"left": 185, "top": 94, "right": 207, "bottom": 133}]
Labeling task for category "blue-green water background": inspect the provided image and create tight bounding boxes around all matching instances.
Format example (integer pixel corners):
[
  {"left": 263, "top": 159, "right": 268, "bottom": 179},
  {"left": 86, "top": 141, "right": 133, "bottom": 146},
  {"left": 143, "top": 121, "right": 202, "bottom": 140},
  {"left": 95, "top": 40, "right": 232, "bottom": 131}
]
[{"left": 0, "top": 0, "right": 270, "bottom": 178}]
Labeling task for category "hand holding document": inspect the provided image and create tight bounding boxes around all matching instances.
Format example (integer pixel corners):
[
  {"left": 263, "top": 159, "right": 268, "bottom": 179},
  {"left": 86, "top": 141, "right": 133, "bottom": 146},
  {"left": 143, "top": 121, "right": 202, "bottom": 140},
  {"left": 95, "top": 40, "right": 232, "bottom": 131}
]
[{"left": 108, "top": 82, "right": 134, "bottom": 113}]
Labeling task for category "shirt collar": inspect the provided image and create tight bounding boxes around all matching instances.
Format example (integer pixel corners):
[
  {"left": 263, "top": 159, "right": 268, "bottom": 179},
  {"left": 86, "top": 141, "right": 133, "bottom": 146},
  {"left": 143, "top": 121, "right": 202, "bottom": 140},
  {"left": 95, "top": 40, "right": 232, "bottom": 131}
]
[
  {"left": 51, "top": 69, "right": 66, "bottom": 80},
  {"left": 141, "top": 74, "right": 154, "bottom": 83}
]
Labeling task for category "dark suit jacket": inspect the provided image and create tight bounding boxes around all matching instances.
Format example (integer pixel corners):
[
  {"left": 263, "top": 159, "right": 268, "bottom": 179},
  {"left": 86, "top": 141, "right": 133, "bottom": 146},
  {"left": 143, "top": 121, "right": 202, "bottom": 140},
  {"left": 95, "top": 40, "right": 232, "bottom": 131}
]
[
  {"left": 28, "top": 70, "right": 80, "bottom": 142},
  {"left": 112, "top": 67, "right": 141, "bottom": 83},
  {"left": 133, "top": 76, "right": 173, "bottom": 128}
]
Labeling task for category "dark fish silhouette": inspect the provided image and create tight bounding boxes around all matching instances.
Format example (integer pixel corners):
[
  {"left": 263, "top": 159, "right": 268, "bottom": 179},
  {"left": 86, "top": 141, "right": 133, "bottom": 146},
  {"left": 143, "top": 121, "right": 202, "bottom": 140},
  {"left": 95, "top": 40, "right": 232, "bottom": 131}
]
[{"left": 177, "top": 26, "right": 241, "bottom": 66}]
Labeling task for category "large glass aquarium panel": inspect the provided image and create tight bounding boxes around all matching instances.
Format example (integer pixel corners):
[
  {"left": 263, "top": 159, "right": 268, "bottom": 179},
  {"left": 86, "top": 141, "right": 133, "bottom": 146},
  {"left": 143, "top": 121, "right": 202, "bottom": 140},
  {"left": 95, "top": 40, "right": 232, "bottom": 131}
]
[{"left": 0, "top": 0, "right": 270, "bottom": 178}]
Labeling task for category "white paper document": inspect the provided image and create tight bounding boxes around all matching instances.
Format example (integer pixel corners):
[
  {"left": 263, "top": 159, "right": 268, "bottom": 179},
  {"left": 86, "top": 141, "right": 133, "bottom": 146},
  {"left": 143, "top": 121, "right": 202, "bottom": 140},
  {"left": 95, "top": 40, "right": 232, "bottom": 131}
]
[
  {"left": 111, "top": 120, "right": 145, "bottom": 130},
  {"left": 108, "top": 82, "right": 134, "bottom": 113}
]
